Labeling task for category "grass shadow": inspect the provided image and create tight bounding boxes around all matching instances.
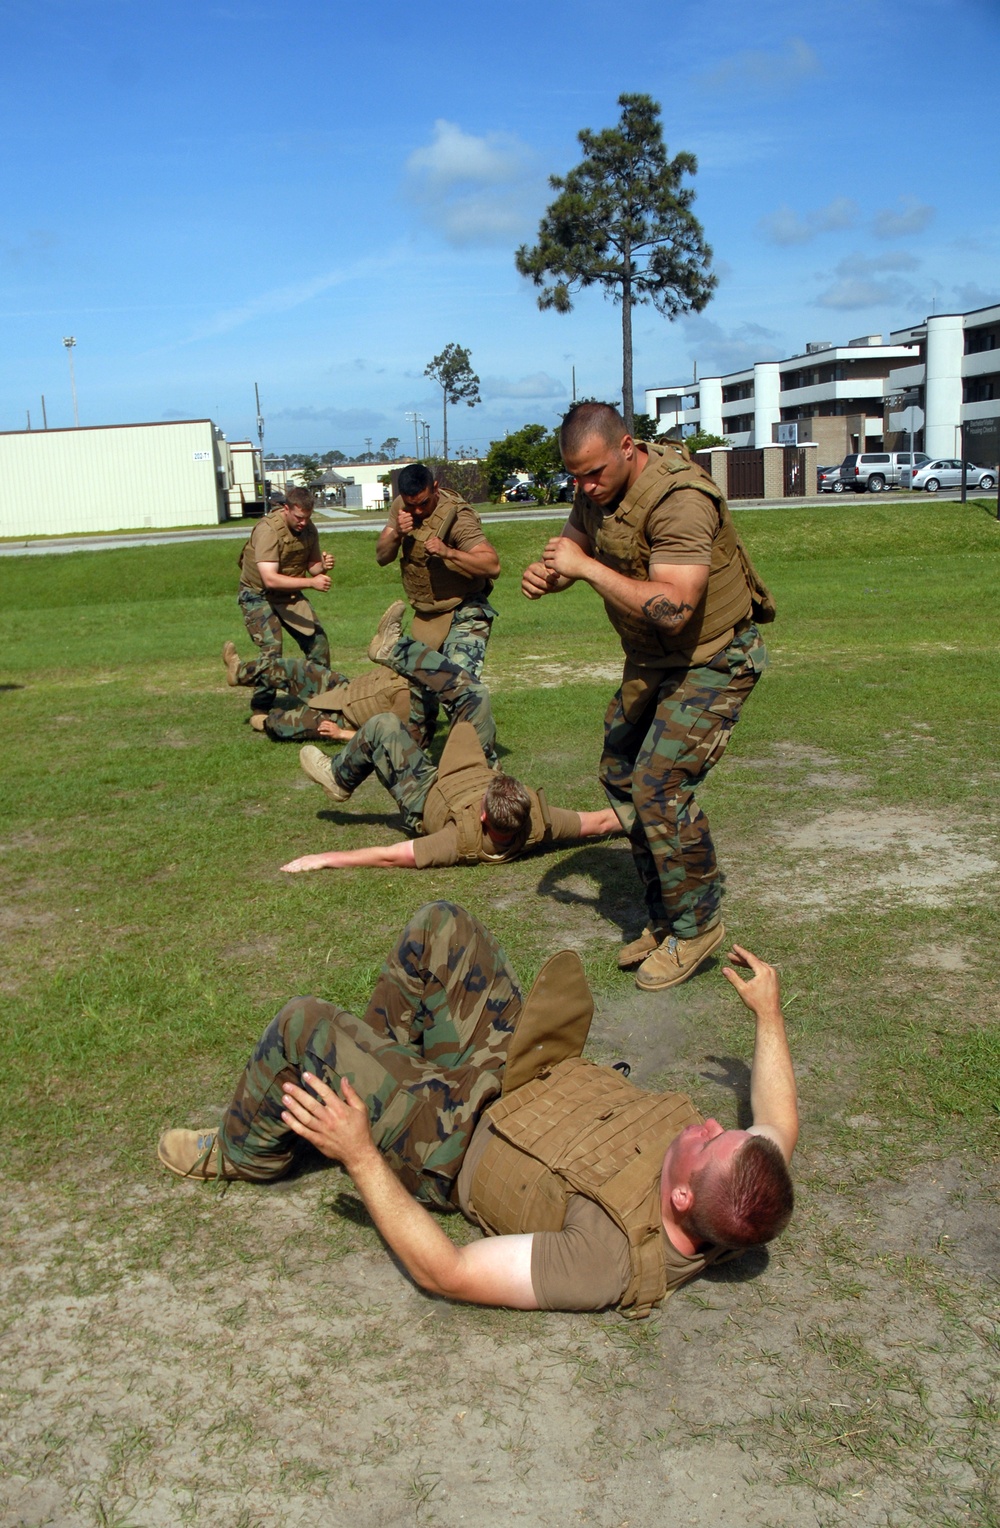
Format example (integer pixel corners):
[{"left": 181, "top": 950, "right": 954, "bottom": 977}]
[
  {"left": 700, "top": 1054, "right": 753, "bottom": 1128},
  {"left": 534, "top": 842, "right": 638, "bottom": 938}
]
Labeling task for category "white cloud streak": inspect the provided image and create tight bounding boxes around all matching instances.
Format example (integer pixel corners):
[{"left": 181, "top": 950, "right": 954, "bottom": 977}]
[
  {"left": 759, "top": 197, "right": 858, "bottom": 246},
  {"left": 699, "top": 37, "right": 820, "bottom": 95},
  {"left": 872, "top": 196, "right": 936, "bottom": 239}
]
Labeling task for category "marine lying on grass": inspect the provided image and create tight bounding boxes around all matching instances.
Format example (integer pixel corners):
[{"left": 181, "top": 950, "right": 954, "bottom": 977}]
[{"left": 158, "top": 902, "right": 798, "bottom": 1316}]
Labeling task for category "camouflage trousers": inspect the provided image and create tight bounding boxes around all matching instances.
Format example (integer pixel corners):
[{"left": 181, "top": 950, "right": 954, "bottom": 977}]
[
  {"left": 601, "top": 625, "right": 766, "bottom": 941},
  {"left": 384, "top": 636, "right": 497, "bottom": 763},
  {"left": 331, "top": 638, "right": 498, "bottom": 832},
  {"left": 237, "top": 587, "right": 331, "bottom": 709},
  {"left": 409, "top": 595, "right": 495, "bottom": 749},
  {"left": 218, "top": 901, "right": 522, "bottom": 1207},
  {"left": 234, "top": 653, "right": 351, "bottom": 739}
]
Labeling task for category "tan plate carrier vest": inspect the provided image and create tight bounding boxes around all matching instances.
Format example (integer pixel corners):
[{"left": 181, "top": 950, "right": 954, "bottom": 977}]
[
  {"left": 399, "top": 490, "right": 492, "bottom": 615},
  {"left": 308, "top": 668, "right": 409, "bottom": 725},
  {"left": 420, "top": 722, "right": 552, "bottom": 865},
  {"left": 576, "top": 442, "right": 775, "bottom": 670},
  {"left": 468, "top": 1057, "right": 704, "bottom": 1318}
]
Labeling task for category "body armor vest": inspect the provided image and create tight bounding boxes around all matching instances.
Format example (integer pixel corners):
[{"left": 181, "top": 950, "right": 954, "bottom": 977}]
[
  {"left": 421, "top": 723, "right": 552, "bottom": 865},
  {"left": 398, "top": 490, "right": 491, "bottom": 614},
  {"left": 309, "top": 668, "right": 409, "bottom": 725},
  {"left": 468, "top": 1057, "right": 709, "bottom": 1317},
  {"left": 576, "top": 443, "right": 768, "bottom": 669}
]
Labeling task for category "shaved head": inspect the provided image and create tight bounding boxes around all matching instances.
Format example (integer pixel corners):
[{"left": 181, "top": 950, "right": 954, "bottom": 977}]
[{"left": 559, "top": 402, "right": 628, "bottom": 458}]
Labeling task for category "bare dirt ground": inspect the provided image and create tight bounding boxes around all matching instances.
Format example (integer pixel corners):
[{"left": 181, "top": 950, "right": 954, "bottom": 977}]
[{"left": 2, "top": 743, "right": 997, "bottom": 1528}]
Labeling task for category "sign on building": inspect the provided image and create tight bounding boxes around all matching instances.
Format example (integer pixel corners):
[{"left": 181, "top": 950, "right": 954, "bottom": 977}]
[{"left": 776, "top": 422, "right": 799, "bottom": 445}]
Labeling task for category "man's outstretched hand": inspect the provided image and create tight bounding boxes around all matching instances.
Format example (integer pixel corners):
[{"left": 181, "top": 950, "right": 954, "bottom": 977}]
[
  {"left": 281, "top": 1072, "right": 375, "bottom": 1171},
  {"left": 722, "top": 945, "right": 781, "bottom": 1018}
]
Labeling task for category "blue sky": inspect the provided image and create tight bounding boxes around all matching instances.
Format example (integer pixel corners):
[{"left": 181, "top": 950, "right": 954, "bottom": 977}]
[{"left": 2, "top": 0, "right": 998, "bottom": 457}]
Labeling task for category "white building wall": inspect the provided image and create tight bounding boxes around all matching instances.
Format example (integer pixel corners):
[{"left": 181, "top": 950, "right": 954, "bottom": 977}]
[
  {"left": 924, "top": 314, "right": 965, "bottom": 458},
  {"left": 699, "top": 377, "right": 723, "bottom": 436},
  {"left": 753, "top": 362, "right": 781, "bottom": 448},
  {"left": 0, "top": 420, "right": 227, "bottom": 537}
]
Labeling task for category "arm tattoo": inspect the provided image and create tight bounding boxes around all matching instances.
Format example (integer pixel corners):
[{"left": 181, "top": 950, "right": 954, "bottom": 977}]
[{"left": 641, "top": 592, "right": 695, "bottom": 630}]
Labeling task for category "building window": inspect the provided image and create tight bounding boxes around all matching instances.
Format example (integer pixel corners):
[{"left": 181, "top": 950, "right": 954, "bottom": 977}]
[
  {"left": 966, "top": 328, "right": 998, "bottom": 354},
  {"left": 964, "top": 376, "right": 999, "bottom": 403},
  {"left": 722, "top": 413, "right": 754, "bottom": 433}
]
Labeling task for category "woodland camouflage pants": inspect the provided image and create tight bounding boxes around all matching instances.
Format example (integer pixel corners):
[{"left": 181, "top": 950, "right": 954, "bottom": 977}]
[
  {"left": 409, "top": 596, "right": 495, "bottom": 749},
  {"left": 218, "top": 902, "right": 522, "bottom": 1207},
  {"left": 600, "top": 625, "right": 766, "bottom": 941},
  {"left": 237, "top": 587, "right": 331, "bottom": 708}
]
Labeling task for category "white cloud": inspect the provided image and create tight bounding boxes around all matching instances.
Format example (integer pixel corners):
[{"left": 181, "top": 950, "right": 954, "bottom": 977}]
[
  {"left": 815, "top": 250, "right": 920, "bottom": 310},
  {"left": 482, "top": 372, "right": 567, "bottom": 400},
  {"left": 181, "top": 251, "right": 404, "bottom": 343},
  {"left": 872, "top": 197, "right": 935, "bottom": 239},
  {"left": 680, "top": 315, "right": 783, "bottom": 374},
  {"left": 403, "top": 120, "right": 539, "bottom": 247},
  {"left": 759, "top": 197, "right": 858, "bottom": 246},
  {"left": 699, "top": 37, "right": 820, "bottom": 95}
]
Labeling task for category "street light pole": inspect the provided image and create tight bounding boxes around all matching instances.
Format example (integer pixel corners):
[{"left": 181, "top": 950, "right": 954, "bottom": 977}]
[
  {"left": 255, "top": 382, "right": 265, "bottom": 509},
  {"left": 63, "top": 337, "right": 79, "bottom": 426}
]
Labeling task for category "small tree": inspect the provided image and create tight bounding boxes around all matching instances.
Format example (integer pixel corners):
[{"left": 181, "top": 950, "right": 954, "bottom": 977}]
[
  {"left": 425, "top": 343, "right": 481, "bottom": 462},
  {"left": 381, "top": 436, "right": 400, "bottom": 461},
  {"left": 515, "top": 93, "right": 716, "bottom": 434},
  {"left": 482, "top": 423, "right": 562, "bottom": 498},
  {"left": 299, "top": 456, "right": 324, "bottom": 486},
  {"left": 682, "top": 429, "right": 730, "bottom": 453}
]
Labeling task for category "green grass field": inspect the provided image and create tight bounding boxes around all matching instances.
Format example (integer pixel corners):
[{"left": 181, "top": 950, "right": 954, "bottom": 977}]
[{"left": 1, "top": 498, "right": 998, "bottom": 1526}]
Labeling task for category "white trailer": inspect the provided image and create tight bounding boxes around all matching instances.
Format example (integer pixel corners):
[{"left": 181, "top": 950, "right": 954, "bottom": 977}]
[{"left": 0, "top": 418, "right": 231, "bottom": 538}]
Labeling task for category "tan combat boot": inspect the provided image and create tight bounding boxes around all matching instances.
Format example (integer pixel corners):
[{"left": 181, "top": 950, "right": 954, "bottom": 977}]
[
  {"left": 368, "top": 600, "right": 406, "bottom": 664},
  {"left": 634, "top": 924, "right": 726, "bottom": 992},
  {"left": 157, "top": 1127, "right": 243, "bottom": 1181},
  {"left": 299, "top": 745, "right": 353, "bottom": 802},
  {"left": 249, "top": 713, "right": 268, "bottom": 732},
  {"left": 618, "top": 923, "right": 669, "bottom": 970},
  {"left": 222, "top": 641, "right": 241, "bottom": 686}
]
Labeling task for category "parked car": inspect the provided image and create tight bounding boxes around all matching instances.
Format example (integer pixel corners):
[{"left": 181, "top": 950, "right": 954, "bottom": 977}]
[
  {"left": 503, "top": 481, "right": 540, "bottom": 503},
  {"left": 550, "top": 471, "right": 576, "bottom": 502},
  {"left": 901, "top": 459, "right": 997, "bottom": 492},
  {"left": 818, "top": 465, "right": 845, "bottom": 493},
  {"left": 840, "top": 451, "right": 930, "bottom": 491}
]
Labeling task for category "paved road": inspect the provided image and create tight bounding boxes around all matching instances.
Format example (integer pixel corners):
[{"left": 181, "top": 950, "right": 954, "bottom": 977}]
[{"left": 0, "top": 490, "right": 990, "bottom": 557}]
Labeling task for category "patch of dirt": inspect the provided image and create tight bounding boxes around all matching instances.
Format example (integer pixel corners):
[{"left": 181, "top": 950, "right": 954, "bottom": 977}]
[
  {"left": 509, "top": 659, "right": 624, "bottom": 688},
  {"left": 0, "top": 1151, "right": 995, "bottom": 1528},
  {"left": 755, "top": 808, "right": 998, "bottom": 917},
  {"left": 907, "top": 944, "right": 973, "bottom": 971}
]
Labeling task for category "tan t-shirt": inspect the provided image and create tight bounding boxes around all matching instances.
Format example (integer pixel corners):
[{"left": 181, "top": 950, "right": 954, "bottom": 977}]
[
  {"left": 411, "top": 805, "right": 583, "bottom": 869},
  {"left": 455, "top": 1109, "right": 722, "bottom": 1311},
  {"left": 240, "top": 510, "right": 321, "bottom": 593},
  {"left": 567, "top": 486, "right": 717, "bottom": 567}
]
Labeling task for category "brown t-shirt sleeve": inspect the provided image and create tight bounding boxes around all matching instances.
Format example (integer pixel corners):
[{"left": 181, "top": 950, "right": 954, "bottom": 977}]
[
  {"left": 302, "top": 521, "right": 321, "bottom": 567},
  {"left": 530, "top": 1196, "right": 633, "bottom": 1311},
  {"left": 646, "top": 489, "right": 718, "bottom": 566},
  {"left": 411, "top": 825, "right": 460, "bottom": 869},
  {"left": 446, "top": 505, "right": 488, "bottom": 552},
  {"left": 251, "top": 519, "right": 283, "bottom": 565},
  {"left": 543, "top": 806, "right": 584, "bottom": 844}
]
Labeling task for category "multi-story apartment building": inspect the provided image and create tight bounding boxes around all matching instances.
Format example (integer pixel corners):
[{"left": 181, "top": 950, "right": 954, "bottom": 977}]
[
  {"left": 645, "top": 301, "right": 1000, "bottom": 466},
  {"left": 646, "top": 335, "right": 918, "bottom": 461},
  {"left": 886, "top": 302, "right": 1000, "bottom": 463}
]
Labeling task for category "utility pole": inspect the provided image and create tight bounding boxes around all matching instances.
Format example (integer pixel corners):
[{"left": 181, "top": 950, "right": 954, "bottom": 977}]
[
  {"left": 255, "top": 383, "right": 265, "bottom": 507},
  {"left": 41, "top": 395, "right": 48, "bottom": 429},
  {"left": 422, "top": 421, "right": 431, "bottom": 458},
  {"left": 365, "top": 436, "right": 373, "bottom": 459},
  {"left": 26, "top": 410, "right": 31, "bottom": 430},
  {"left": 571, "top": 365, "right": 576, "bottom": 403},
  {"left": 63, "top": 337, "right": 79, "bottom": 426},
  {"left": 406, "top": 411, "right": 420, "bottom": 458}
]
